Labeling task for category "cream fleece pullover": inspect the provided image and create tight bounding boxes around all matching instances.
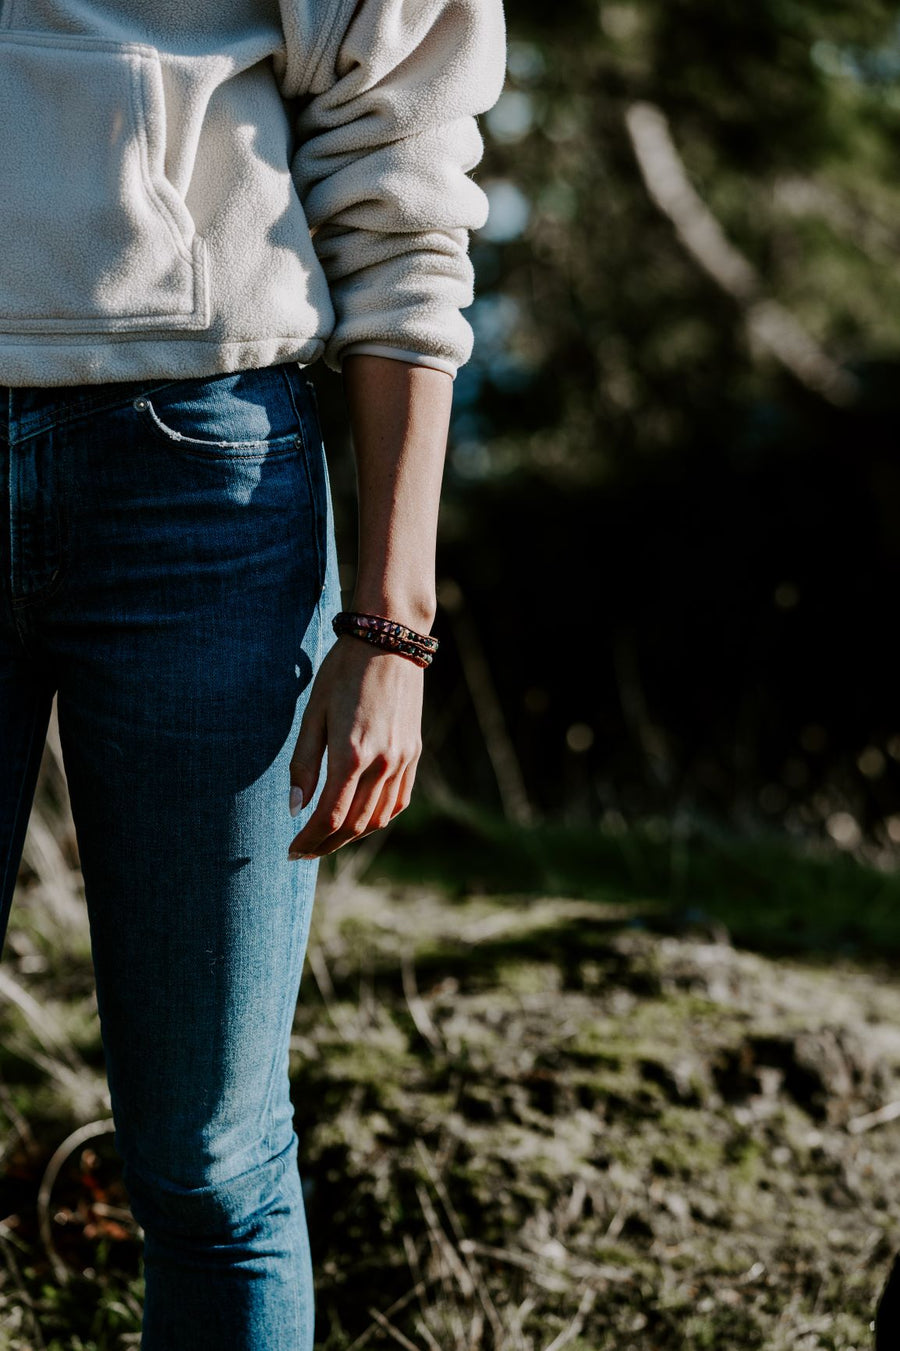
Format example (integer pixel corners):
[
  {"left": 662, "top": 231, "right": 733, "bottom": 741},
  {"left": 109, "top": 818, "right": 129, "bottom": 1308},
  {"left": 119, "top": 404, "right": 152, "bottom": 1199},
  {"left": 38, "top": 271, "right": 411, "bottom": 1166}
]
[{"left": 0, "top": 0, "right": 506, "bottom": 386}]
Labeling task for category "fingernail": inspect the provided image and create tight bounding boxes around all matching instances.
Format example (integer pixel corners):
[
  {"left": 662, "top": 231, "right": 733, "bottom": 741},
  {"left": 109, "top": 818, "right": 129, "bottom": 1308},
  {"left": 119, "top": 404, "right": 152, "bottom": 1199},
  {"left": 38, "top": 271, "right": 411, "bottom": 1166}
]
[
  {"left": 290, "top": 786, "right": 304, "bottom": 817},
  {"left": 288, "top": 850, "right": 303, "bottom": 861}
]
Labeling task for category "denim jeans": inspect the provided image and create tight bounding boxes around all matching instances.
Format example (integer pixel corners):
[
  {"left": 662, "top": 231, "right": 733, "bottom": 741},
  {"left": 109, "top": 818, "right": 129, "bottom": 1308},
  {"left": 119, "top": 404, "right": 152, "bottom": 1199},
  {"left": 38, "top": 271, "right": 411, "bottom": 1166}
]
[{"left": 0, "top": 361, "right": 341, "bottom": 1348}]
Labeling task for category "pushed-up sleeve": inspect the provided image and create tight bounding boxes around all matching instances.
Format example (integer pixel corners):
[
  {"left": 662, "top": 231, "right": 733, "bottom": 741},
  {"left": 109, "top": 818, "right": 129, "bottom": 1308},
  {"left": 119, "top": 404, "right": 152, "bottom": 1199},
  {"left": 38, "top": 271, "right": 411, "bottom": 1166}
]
[{"left": 285, "top": 0, "right": 507, "bottom": 377}]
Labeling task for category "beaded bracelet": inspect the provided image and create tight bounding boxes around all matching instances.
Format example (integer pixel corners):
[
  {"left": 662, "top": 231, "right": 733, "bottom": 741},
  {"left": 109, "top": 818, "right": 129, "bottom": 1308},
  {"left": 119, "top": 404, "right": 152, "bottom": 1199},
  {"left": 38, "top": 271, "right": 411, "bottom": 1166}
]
[{"left": 332, "top": 611, "right": 438, "bottom": 668}]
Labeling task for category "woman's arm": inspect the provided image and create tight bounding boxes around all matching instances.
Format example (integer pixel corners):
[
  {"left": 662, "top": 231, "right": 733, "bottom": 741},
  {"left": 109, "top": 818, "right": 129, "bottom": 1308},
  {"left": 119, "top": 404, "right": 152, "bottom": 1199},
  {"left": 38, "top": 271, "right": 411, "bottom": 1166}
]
[
  {"left": 287, "top": 353, "right": 452, "bottom": 859},
  {"left": 281, "top": 0, "right": 506, "bottom": 380},
  {"left": 278, "top": 0, "right": 505, "bottom": 857}
]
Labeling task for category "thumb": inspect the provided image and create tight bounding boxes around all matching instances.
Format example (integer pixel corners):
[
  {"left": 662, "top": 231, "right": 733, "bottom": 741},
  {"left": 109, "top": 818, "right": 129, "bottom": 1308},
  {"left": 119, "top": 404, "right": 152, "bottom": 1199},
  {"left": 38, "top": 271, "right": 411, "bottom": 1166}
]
[{"left": 290, "top": 698, "right": 327, "bottom": 817}]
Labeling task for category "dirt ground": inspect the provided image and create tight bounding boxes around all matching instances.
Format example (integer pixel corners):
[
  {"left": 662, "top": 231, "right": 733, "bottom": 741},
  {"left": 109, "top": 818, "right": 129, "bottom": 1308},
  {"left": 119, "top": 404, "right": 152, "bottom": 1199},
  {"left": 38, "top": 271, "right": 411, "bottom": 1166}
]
[
  {"left": 3, "top": 865, "right": 900, "bottom": 1349},
  {"left": 293, "top": 881, "right": 900, "bottom": 1351}
]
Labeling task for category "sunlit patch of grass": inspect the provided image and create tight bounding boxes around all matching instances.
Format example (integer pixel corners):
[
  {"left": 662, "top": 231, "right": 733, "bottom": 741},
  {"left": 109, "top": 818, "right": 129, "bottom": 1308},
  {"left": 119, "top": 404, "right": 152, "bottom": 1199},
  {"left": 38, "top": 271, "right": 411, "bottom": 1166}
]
[
  {"left": 363, "top": 794, "right": 900, "bottom": 960},
  {"left": 2, "top": 712, "right": 899, "bottom": 1347}
]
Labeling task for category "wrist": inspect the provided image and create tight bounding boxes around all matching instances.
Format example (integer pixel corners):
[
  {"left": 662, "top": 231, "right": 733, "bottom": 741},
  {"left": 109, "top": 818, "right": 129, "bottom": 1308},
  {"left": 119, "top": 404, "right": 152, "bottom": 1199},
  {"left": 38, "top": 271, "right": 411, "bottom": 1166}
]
[
  {"left": 349, "top": 590, "right": 437, "bottom": 634},
  {"left": 333, "top": 611, "right": 437, "bottom": 668}
]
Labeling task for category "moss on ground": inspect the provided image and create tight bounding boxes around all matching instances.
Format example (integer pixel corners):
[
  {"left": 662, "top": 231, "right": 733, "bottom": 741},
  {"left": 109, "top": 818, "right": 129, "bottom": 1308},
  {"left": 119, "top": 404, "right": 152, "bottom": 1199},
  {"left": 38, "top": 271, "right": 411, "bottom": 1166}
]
[{"left": 3, "top": 869, "right": 900, "bottom": 1348}]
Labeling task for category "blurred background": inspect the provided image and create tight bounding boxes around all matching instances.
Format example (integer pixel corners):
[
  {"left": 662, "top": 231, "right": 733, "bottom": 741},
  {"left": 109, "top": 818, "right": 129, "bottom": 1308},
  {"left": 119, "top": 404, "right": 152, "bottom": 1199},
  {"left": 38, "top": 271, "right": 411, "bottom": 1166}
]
[
  {"left": 313, "top": 0, "right": 900, "bottom": 891},
  {"left": 8, "top": 4, "right": 900, "bottom": 1348}
]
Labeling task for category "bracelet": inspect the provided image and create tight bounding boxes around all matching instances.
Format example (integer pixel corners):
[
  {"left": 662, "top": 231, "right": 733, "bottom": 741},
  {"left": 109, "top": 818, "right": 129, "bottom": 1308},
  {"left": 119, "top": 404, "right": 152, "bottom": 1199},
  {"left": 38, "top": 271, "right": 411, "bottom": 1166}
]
[{"left": 332, "top": 611, "right": 439, "bottom": 668}]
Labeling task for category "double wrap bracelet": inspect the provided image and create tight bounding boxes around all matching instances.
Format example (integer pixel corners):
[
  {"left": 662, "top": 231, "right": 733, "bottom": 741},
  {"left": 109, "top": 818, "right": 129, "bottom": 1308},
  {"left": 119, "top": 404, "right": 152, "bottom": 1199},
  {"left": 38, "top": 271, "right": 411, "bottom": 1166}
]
[{"left": 332, "top": 611, "right": 439, "bottom": 668}]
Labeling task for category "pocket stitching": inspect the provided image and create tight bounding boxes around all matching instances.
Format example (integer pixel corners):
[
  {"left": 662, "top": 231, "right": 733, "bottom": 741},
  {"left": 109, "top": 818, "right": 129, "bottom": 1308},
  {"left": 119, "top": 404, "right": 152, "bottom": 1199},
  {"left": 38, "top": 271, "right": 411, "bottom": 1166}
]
[{"left": 134, "top": 393, "right": 302, "bottom": 457}]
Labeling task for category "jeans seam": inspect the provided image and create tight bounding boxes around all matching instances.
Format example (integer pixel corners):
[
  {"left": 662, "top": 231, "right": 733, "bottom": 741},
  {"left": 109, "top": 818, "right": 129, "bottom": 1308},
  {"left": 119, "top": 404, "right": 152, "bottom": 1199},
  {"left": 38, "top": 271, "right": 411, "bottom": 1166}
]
[{"left": 282, "top": 365, "right": 325, "bottom": 594}]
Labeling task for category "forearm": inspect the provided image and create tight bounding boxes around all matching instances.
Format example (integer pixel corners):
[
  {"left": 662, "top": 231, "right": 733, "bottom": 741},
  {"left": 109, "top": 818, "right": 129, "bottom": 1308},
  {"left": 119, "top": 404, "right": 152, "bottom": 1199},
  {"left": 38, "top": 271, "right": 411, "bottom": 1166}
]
[{"left": 341, "top": 353, "right": 452, "bottom": 634}]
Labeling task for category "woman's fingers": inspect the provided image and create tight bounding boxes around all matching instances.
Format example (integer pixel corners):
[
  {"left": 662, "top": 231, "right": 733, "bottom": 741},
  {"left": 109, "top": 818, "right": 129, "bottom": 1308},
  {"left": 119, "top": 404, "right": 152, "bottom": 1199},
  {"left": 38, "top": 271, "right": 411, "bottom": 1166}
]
[
  {"left": 310, "top": 762, "right": 388, "bottom": 856},
  {"left": 391, "top": 761, "right": 417, "bottom": 819},
  {"left": 357, "top": 761, "right": 417, "bottom": 841},
  {"left": 288, "top": 753, "right": 364, "bottom": 859},
  {"left": 289, "top": 745, "right": 394, "bottom": 858},
  {"left": 289, "top": 748, "right": 419, "bottom": 858},
  {"left": 343, "top": 770, "right": 404, "bottom": 847},
  {"left": 293, "top": 754, "right": 401, "bottom": 858}
]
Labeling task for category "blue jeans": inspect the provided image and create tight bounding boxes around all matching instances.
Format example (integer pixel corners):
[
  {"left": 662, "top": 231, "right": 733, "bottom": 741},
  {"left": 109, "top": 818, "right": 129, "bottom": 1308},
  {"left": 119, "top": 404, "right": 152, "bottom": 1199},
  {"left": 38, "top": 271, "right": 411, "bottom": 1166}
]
[{"left": 0, "top": 362, "right": 340, "bottom": 1348}]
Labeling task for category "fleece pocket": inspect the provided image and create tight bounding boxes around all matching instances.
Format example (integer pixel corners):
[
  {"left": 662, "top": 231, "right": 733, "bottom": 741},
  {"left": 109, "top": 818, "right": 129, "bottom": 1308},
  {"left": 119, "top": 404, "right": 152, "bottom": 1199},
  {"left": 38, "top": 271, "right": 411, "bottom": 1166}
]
[{"left": 0, "top": 32, "right": 209, "bottom": 333}]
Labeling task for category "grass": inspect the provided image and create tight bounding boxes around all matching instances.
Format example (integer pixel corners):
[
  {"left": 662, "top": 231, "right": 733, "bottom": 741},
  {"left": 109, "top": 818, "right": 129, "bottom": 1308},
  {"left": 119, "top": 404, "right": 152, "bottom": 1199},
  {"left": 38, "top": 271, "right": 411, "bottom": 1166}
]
[
  {"left": 2, "top": 721, "right": 900, "bottom": 1347},
  {"left": 361, "top": 793, "right": 900, "bottom": 960}
]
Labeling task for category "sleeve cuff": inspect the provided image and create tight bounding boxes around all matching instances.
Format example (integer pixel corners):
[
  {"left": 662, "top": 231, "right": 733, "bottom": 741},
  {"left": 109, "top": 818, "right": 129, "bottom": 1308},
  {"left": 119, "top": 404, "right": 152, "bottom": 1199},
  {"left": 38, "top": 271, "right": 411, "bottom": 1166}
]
[{"left": 338, "top": 343, "right": 458, "bottom": 379}]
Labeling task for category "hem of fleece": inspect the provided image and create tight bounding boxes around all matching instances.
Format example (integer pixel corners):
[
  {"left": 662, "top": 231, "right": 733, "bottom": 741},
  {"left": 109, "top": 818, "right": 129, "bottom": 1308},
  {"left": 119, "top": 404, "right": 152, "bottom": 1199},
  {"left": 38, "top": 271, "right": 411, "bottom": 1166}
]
[
  {"left": 0, "top": 334, "right": 327, "bottom": 389},
  {"left": 338, "top": 343, "right": 458, "bottom": 379}
]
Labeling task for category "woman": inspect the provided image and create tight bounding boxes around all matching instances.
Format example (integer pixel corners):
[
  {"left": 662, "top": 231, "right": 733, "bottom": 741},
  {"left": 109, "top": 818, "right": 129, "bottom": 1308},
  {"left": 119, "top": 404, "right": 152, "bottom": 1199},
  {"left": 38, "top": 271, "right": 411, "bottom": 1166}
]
[{"left": 0, "top": 0, "right": 506, "bottom": 1345}]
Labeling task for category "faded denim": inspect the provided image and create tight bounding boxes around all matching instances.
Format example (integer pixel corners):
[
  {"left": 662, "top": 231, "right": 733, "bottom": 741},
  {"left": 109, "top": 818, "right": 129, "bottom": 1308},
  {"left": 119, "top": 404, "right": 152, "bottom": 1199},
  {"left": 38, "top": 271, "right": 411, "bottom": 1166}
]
[{"left": 0, "top": 361, "right": 340, "bottom": 1348}]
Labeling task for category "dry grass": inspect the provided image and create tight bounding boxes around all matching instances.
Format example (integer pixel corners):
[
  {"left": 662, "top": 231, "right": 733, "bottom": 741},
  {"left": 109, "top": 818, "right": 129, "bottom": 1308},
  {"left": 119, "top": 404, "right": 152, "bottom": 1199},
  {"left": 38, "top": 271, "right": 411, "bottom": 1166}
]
[{"left": 1, "top": 707, "right": 899, "bottom": 1348}]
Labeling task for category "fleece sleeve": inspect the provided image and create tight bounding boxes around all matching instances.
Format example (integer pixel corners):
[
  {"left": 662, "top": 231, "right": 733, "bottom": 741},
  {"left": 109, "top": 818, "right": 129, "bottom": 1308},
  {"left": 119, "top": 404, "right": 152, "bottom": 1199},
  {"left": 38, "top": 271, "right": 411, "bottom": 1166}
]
[{"left": 284, "top": 0, "right": 507, "bottom": 377}]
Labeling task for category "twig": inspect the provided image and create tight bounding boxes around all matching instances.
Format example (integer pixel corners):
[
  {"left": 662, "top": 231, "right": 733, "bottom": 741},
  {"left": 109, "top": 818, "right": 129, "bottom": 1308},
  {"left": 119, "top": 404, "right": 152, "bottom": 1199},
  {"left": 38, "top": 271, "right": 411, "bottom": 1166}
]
[
  {"left": 403, "top": 1233, "right": 433, "bottom": 1330},
  {"left": 415, "top": 1181, "right": 474, "bottom": 1298},
  {"left": 459, "top": 1237, "right": 633, "bottom": 1290},
  {"left": 467, "top": 1308, "right": 485, "bottom": 1349},
  {"left": 401, "top": 954, "right": 444, "bottom": 1053},
  {"left": 366, "top": 1306, "right": 423, "bottom": 1351},
  {"left": 509, "top": 1297, "right": 537, "bottom": 1351},
  {"left": 345, "top": 1280, "right": 430, "bottom": 1351},
  {"left": 414, "top": 1181, "right": 482, "bottom": 1349},
  {"left": 542, "top": 1287, "right": 597, "bottom": 1351},
  {"left": 847, "top": 1099, "right": 900, "bottom": 1135},
  {"left": 413, "top": 1318, "right": 443, "bottom": 1351},
  {"left": 305, "top": 942, "right": 355, "bottom": 1041},
  {"left": 605, "top": 1195, "right": 628, "bottom": 1241},
  {"left": 37, "top": 1118, "right": 118, "bottom": 1283},
  {"left": 415, "top": 1142, "right": 505, "bottom": 1342},
  {"left": 414, "top": 1139, "right": 473, "bottom": 1250},
  {"left": 563, "top": 1177, "right": 588, "bottom": 1229},
  {"left": 458, "top": 1239, "right": 571, "bottom": 1293}
]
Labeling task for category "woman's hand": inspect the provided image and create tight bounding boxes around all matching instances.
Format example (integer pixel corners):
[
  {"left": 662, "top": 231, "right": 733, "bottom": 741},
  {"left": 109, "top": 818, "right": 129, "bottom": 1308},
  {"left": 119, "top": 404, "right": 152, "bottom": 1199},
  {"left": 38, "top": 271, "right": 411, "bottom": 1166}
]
[{"left": 287, "top": 636, "right": 424, "bottom": 859}]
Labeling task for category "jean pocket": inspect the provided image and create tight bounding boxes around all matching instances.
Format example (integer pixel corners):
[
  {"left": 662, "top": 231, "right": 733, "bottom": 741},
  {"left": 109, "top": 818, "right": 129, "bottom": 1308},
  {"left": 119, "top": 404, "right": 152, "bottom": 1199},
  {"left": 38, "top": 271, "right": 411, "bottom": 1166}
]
[{"left": 131, "top": 364, "right": 307, "bottom": 459}]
